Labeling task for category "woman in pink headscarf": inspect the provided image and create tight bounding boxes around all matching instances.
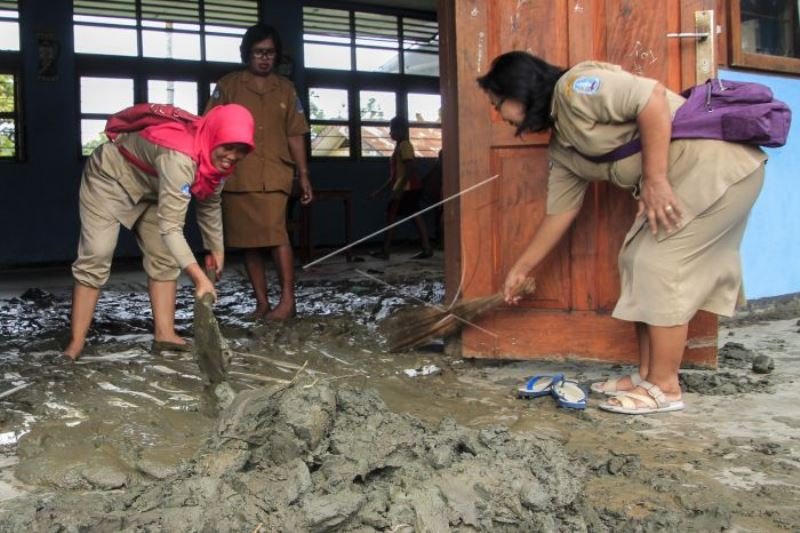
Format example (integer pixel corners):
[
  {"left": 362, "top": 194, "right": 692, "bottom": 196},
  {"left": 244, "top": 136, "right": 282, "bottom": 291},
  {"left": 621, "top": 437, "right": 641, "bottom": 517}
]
[{"left": 64, "top": 104, "right": 255, "bottom": 360}]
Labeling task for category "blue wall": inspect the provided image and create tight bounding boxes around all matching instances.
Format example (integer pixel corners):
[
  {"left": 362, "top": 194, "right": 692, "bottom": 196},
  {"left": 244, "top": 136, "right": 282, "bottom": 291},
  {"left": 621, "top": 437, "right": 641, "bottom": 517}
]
[{"left": 720, "top": 69, "right": 800, "bottom": 298}]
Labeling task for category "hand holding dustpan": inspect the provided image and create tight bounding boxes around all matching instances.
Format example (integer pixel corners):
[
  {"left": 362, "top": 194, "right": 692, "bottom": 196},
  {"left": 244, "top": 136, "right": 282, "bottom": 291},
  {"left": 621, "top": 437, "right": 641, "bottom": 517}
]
[
  {"left": 381, "top": 278, "right": 536, "bottom": 352},
  {"left": 193, "top": 293, "right": 235, "bottom": 408}
]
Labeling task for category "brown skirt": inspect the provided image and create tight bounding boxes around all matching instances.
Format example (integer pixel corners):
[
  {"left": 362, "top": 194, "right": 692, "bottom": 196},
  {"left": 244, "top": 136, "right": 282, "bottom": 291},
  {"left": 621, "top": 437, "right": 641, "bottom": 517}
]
[{"left": 221, "top": 191, "right": 289, "bottom": 248}]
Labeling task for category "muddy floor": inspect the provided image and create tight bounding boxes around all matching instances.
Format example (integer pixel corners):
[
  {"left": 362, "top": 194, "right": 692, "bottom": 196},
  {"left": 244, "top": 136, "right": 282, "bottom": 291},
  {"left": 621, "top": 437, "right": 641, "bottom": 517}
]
[{"left": 0, "top": 253, "right": 798, "bottom": 531}]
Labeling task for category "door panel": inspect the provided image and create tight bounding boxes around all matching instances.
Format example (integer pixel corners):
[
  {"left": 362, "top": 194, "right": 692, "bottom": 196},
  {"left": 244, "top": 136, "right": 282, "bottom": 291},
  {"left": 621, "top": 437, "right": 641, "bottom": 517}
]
[{"left": 441, "top": 0, "right": 720, "bottom": 367}]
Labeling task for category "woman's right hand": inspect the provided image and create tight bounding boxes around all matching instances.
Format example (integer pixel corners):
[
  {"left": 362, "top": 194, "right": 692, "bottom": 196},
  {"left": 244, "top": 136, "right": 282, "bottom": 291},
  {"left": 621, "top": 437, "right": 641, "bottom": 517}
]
[
  {"left": 195, "top": 274, "right": 217, "bottom": 303},
  {"left": 503, "top": 267, "right": 529, "bottom": 305}
]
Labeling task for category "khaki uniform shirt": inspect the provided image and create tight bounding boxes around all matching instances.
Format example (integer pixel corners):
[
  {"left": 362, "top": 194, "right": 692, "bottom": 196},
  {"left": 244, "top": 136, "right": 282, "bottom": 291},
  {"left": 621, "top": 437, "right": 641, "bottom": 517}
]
[
  {"left": 98, "top": 133, "right": 224, "bottom": 268},
  {"left": 546, "top": 61, "right": 767, "bottom": 242},
  {"left": 205, "top": 70, "right": 309, "bottom": 194}
]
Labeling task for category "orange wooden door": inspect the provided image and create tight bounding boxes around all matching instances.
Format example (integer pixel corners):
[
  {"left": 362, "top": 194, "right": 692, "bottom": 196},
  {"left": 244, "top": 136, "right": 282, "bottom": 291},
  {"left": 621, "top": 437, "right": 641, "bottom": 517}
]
[{"left": 439, "top": 0, "right": 719, "bottom": 366}]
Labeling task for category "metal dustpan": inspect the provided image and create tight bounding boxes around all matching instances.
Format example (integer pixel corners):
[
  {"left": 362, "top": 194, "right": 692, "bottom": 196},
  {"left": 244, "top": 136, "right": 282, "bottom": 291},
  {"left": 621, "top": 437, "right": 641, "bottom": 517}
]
[{"left": 193, "top": 293, "right": 234, "bottom": 407}]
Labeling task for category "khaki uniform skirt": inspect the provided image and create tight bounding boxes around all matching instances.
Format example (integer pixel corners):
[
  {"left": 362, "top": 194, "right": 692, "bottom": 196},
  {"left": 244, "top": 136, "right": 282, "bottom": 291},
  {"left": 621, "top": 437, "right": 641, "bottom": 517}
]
[
  {"left": 613, "top": 166, "right": 765, "bottom": 326},
  {"left": 222, "top": 191, "right": 289, "bottom": 248}
]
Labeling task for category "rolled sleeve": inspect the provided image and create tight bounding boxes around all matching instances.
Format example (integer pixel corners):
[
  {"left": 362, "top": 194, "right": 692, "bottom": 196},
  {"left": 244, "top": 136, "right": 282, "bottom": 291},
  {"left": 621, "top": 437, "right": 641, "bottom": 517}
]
[
  {"left": 546, "top": 157, "right": 589, "bottom": 215},
  {"left": 154, "top": 151, "right": 197, "bottom": 269}
]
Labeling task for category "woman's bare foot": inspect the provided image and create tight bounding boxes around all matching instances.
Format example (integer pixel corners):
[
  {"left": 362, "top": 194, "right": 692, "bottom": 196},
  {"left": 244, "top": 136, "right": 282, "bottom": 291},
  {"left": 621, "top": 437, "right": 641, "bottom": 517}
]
[
  {"left": 63, "top": 338, "right": 84, "bottom": 361},
  {"left": 590, "top": 372, "right": 646, "bottom": 395},
  {"left": 265, "top": 301, "right": 296, "bottom": 320},
  {"left": 248, "top": 303, "right": 270, "bottom": 320}
]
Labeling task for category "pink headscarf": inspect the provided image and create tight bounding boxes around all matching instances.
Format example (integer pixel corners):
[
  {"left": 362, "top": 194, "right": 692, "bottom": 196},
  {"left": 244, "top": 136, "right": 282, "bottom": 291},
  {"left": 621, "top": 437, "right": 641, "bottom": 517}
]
[{"left": 139, "top": 104, "right": 255, "bottom": 199}]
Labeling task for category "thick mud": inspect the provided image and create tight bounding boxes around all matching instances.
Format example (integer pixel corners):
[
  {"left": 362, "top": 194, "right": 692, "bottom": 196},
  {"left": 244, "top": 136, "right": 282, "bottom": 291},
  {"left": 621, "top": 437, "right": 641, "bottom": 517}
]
[{"left": 1, "top": 260, "right": 799, "bottom": 531}]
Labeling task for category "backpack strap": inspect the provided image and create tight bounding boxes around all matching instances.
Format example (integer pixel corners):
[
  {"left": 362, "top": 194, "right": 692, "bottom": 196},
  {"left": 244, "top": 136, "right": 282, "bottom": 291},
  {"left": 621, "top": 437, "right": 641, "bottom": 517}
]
[
  {"left": 575, "top": 138, "right": 642, "bottom": 163},
  {"left": 115, "top": 144, "right": 158, "bottom": 177}
]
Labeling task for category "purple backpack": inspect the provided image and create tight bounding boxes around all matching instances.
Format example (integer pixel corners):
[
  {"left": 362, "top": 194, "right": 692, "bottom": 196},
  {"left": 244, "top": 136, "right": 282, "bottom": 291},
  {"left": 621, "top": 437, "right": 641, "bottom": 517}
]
[{"left": 582, "top": 79, "right": 792, "bottom": 163}]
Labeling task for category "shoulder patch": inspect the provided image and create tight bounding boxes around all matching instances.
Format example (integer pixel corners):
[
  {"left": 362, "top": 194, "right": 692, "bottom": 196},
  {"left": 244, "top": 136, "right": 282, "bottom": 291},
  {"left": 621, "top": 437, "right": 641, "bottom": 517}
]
[
  {"left": 181, "top": 183, "right": 192, "bottom": 198},
  {"left": 572, "top": 76, "right": 601, "bottom": 95}
]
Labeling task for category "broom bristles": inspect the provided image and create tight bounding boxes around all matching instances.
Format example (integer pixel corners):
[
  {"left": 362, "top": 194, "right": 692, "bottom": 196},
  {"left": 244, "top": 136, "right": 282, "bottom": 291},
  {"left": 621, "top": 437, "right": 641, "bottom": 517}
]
[{"left": 382, "top": 279, "right": 535, "bottom": 352}]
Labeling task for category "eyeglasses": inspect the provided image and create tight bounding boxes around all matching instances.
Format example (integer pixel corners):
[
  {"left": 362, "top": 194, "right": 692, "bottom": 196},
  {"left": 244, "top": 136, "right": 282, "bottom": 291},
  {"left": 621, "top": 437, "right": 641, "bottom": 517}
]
[{"left": 251, "top": 48, "right": 277, "bottom": 59}]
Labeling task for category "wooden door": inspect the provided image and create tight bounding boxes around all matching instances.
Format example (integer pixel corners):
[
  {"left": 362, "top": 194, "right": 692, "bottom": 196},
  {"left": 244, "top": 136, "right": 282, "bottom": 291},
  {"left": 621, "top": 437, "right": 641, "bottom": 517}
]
[{"left": 439, "top": 0, "right": 720, "bottom": 367}]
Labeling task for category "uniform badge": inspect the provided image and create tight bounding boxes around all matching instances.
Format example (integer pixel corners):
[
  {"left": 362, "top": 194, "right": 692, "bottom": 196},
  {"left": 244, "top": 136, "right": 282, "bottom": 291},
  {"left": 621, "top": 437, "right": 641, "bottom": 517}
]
[
  {"left": 572, "top": 76, "right": 601, "bottom": 95},
  {"left": 181, "top": 183, "right": 192, "bottom": 198}
]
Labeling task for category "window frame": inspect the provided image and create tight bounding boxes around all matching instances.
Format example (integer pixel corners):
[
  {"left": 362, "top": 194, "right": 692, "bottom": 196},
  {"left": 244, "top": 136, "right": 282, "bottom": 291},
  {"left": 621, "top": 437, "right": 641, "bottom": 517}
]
[
  {"left": 0, "top": 64, "right": 23, "bottom": 163},
  {"left": 303, "top": 3, "right": 440, "bottom": 160},
  {"left": 73, "top": 0, "right": 259, "bottom": 157},
  {"left": 728, "top": 0, "right": 800, "bottom": 74}
]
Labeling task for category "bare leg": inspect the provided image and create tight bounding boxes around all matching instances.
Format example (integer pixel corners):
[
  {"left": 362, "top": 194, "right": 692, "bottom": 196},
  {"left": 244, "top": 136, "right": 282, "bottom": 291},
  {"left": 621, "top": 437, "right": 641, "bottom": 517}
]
[
  {"left": 64, "top": 283, "right": 101, "bottom": 360},
  {"left": 243, "top": 248, "right": 270, "bottom": 317},
  {"left": 607, "top": 322, "right": 686, "bottom": 407},
  {"left": 592, "top": 321, "right": 649, "bottom": 392},
  {"left": 640, "top": 323, "right": 686, "bottom": 399},
  {"left": 265, "top": 243, "right": 296, "bottom": 320},
  {"left": 413, "top": 215, "right": 432, "bottom": 253},
  {"left": 148, "top": 279, "right": 187, "bottom": 345},
  {"left": 382, "top": 200, "right": 400, "bottom": 256}
]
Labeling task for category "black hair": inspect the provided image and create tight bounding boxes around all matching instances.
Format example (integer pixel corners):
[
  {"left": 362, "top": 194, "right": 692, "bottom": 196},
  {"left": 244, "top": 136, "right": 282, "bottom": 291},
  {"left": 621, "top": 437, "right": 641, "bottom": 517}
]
[
  {"left": 240, "top": 24, "right": 283, "bottom": 64},
  {"left": 477, "top": 51, "right": 566, "bottom": 135},
  {"left": 389, "top": 116, "right": 409, "bottom": 140}
]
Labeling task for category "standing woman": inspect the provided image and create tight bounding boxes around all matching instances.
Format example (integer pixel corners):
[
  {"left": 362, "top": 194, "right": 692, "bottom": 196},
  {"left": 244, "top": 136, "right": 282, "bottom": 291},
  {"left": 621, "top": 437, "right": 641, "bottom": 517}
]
[
  {"left": 64, "top": 104, "right": 255, "bottom": 360},
  {"left": 206, "top": 24, "right": 313, "bottom": 321},
  {"left": 478, "top": 51, "right": 767, "bottom": 414}
]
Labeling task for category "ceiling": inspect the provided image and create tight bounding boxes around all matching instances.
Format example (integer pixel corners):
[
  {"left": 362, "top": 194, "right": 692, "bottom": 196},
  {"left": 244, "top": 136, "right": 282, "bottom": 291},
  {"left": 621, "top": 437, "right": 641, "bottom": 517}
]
[{"left": 342, "top": 0, "right": 437, "bottom": 14}]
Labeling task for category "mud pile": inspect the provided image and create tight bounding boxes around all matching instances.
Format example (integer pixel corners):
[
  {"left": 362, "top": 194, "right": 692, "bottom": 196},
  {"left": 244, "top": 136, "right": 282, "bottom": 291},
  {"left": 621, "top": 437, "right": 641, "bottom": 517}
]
[{"left": 0, "top": 381, "right": 589, "bottom": 532}]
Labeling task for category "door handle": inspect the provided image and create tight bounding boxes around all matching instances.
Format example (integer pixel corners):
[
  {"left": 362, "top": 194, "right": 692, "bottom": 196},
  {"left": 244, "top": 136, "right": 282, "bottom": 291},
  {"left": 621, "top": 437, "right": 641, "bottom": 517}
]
[{"left": 667, "top": 10, "right": 717, "bottom": 82}]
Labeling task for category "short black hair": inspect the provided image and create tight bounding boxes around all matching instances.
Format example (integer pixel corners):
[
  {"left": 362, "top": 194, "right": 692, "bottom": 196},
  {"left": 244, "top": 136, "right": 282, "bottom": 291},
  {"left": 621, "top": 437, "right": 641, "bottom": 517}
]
[
  {"left": 240, "top": 24, "right": 283, "bottom": 64},
  {"left": 477, "top": 51, "right": 566, "bottom": 135},
  {"left": 390, "top": 116, "right": 409, "bottom": 140}
]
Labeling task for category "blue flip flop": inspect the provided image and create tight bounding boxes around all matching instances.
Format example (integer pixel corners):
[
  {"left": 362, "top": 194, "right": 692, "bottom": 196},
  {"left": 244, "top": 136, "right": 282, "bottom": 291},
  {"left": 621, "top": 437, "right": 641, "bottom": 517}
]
[
  {"left": 551, "top": 379, "right": 588, "bottom": 410},
  {"left": 517, "top": 373, "right": 564, "bottom": 399}
]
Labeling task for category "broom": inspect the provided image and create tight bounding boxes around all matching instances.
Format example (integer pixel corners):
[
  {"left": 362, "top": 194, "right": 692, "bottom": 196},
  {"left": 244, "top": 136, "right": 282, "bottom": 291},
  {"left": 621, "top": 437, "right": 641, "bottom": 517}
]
[{"left": 380, "top": 278, "right": 536, "bottom": 352}]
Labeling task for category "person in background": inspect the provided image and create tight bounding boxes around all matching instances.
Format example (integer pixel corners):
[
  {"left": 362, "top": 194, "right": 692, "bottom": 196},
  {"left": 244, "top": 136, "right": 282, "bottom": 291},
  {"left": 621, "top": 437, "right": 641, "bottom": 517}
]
[
  {"left": 206, "top": 24, "right": 313, "bottom": 320},
  {"left": 64, "top": 104, "right": 255, "bottom": 360},
  {"left": 371, "top": 116, "right": 433, "bottom": 260},
  {"left": 478, "top": 51, "right": 766, "bottom": 414}
]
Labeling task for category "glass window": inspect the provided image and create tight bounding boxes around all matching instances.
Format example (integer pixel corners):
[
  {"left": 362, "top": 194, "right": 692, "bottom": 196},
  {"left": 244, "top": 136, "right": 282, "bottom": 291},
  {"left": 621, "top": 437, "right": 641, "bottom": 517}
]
[
  {"left": 355, "top": 13, "right": 399, "bottom": 73},
  {"left": 310, "top": 88, "right": 349, "bottom": 120},
  {"left": 732, "top": 1, "right": 800, "bottom": 73},
  {"left": 142, "top": 26, "right": 202, "bottom": 61},
  {"left": 0, "top": 1, "right": 20, "bottom": 51},
  {"left": 408, "top": 93, "right": 441, "bottom": 123},
  {"left": 80, "top": 77, "right": 134, "bottom": 155},
  {"left": 311, "top": 125, "right": 350, "bottom": 157},
  {"left": 309, "top": 88, "right": 350, "bottom": 157},
  {"left": 73, "top": 1, "right": 258, "bottom": 63},
  {"left": 303, "top": 8, "right": 352, "bottom": 71},
  {"left": 147, "top": 80, "right": 198, "bottom": 112},
  {"left": 359, "top": 91, "right": 396, "bottom": 121},
  {"left": 403, "top": 18, "right": 439, "bottom": 77},
  {"left": 303, "top": 6, "right": 439, "bottom": 160},
  {"left": 73, "top": 15, "right": 139, "bottom": 56},
  {"left": 410, "top": 127, "right": 442, "bottom": 158},
  {"left": 361, "top": 126, "right": 393, "bottom": 157},
  {"left": 739, "top": 0, "right": 799, "bottom": 58},
  {"left": 0, "top": 73, "right": 18, "bottom": 158}
]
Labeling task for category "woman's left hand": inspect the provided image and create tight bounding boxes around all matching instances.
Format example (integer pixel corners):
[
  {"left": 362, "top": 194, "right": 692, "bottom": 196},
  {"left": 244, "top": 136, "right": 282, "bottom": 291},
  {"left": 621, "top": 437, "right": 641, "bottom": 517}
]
[
  {"left": 299, "top": 175, "right": 314, "bottom": 205},
  {"left": 206, "top": 251, "right": 224, "bottom": 280},
  {"left": 637, "top": 178, "right": 682, "bottom": 235}
]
